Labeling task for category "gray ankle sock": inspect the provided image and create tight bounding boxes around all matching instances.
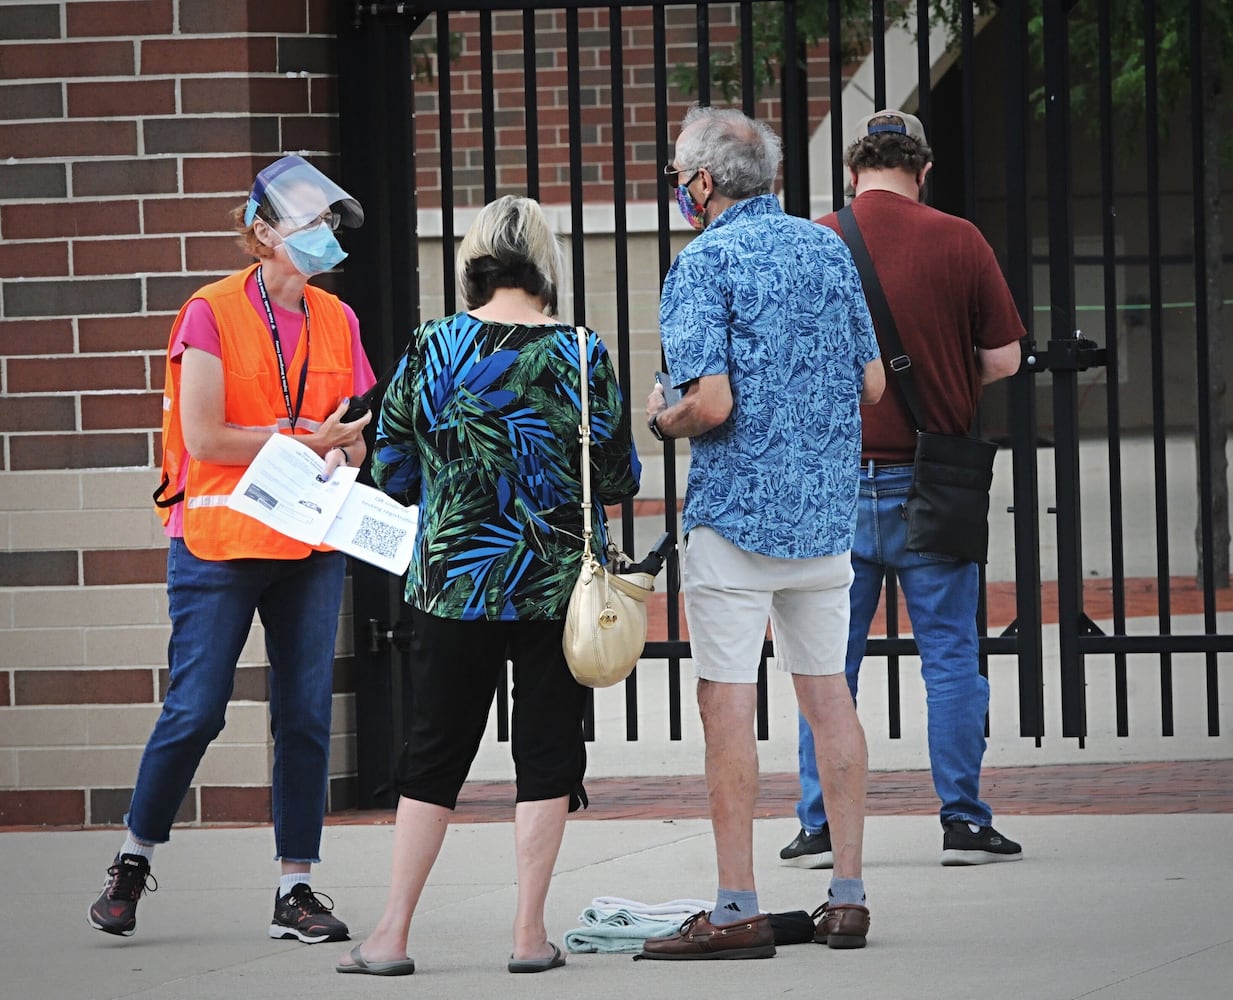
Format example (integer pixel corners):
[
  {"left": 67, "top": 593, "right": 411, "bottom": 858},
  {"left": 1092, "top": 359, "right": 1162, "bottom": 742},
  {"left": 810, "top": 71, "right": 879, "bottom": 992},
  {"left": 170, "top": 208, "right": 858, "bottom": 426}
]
[
  {"left": 828, "top": 877, "right": 866, "bottom": 906},
  {"left": 711, "top": 888, "right": 759, "bottom": 925}
]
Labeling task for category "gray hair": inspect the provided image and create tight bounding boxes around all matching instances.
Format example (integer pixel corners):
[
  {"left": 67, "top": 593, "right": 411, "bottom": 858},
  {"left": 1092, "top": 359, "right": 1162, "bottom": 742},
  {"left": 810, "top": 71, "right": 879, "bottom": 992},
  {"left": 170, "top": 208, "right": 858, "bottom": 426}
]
[
  {"left": 673, "top": 105, "right": 782, "bottom": 199},
  {"left": 456, "top": 195, "right": 565, "bottom": 312}
]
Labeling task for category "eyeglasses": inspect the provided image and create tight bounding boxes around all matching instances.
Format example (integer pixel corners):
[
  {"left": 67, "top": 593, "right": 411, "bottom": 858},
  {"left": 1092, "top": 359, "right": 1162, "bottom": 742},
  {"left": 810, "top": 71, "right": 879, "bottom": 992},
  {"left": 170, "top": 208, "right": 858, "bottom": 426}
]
[
  {"left": 662, "top": 163, "right": 702, "bottom": 190},
  {"left": 263, "top": 210, "right": 343, "bottom": 235}
]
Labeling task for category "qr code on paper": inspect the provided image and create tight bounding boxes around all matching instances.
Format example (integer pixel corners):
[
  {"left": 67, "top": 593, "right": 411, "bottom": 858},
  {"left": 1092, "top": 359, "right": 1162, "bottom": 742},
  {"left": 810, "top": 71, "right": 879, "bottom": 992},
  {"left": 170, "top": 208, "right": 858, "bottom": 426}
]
[{"left": 351, "top": 514, "right": 406, "bottom": 561}]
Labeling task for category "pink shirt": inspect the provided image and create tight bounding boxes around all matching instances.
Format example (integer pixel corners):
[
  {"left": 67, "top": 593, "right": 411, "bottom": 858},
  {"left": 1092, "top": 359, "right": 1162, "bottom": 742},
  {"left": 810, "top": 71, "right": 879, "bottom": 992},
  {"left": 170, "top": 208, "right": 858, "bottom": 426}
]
[{"left": 164, "top": 272, "right": 377, "bottom": 537}]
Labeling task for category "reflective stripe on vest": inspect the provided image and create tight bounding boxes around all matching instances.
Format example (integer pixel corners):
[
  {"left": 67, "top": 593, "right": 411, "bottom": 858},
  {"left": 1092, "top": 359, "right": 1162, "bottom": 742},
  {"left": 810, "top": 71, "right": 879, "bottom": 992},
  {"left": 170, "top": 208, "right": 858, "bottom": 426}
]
[{"left": 186, "top": 494, "right": 232, "bottom": 509}]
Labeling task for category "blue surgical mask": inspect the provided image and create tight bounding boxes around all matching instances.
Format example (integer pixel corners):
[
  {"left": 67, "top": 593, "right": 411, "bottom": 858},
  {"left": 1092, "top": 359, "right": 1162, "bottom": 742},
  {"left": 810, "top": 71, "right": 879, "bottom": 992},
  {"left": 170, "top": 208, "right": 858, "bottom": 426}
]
[{"left": 279, "top": 224, "right": 347, "bottom": 276}]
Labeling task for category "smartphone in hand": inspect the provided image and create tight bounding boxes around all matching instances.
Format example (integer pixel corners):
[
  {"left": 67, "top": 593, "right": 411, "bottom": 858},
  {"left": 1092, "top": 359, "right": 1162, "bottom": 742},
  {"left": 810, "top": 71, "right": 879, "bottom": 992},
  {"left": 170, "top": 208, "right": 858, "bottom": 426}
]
[
  {"left": 654, "top": 371, "right": 683, "bottom": 406},
  {"left": 340, "top": 382, "right": 383, "bottom": 423}
]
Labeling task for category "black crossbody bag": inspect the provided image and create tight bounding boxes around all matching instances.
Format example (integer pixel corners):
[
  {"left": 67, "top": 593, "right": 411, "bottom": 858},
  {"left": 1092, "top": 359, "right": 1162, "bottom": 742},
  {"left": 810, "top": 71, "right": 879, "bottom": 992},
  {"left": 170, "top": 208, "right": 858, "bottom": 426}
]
[{"left": 837, "top": 205, "right": 997, "bottom": 564}]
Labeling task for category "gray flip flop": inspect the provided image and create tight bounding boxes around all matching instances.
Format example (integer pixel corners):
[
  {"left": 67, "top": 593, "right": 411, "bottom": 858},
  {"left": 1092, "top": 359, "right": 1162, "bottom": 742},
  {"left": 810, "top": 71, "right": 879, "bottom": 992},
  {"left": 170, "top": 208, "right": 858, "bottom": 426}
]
[
  {"left": 508, "top": 941, "right": 566, "bottom": 974},
  {"left": 336, "top": 943, "right": 416, "bottom": 976}
]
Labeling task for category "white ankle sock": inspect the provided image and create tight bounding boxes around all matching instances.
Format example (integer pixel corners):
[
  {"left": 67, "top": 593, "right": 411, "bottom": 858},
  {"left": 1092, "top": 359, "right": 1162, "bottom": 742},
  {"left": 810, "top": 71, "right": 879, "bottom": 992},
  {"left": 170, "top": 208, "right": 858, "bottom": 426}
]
[
  {"left": 120, "top": 833, "right": 155, "bottom": 861},
  {"left": 279, "top": 873, "right": 310, "bottom": 897}
]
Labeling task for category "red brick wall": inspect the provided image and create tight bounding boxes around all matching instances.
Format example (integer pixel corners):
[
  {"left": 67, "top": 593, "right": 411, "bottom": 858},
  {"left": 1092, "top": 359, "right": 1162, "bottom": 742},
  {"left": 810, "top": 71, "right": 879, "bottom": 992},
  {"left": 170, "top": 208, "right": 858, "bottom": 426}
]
[
  {"left": 411, "top": 6, "right": 836, "bottom": 209},
  {"left": 0, "top": 0, "right": 341, "bottom": 485},
  {"left": 0, "top": 0, "right": 348, "bottom": 827}
]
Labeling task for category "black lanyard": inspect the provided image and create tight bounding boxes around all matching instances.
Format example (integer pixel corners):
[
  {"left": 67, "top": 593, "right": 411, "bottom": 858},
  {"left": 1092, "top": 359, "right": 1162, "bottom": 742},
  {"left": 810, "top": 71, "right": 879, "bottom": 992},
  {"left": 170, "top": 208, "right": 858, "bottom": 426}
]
[{"left": 255, "top": 266, "right": 310, "bottom": 430}]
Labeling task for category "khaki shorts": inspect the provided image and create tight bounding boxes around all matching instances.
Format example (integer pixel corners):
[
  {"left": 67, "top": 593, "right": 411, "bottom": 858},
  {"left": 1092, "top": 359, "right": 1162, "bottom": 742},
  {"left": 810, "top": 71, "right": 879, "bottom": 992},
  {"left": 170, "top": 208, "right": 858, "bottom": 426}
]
[{"left": 682, "top": 526, "right": 852, "bottom": 683}]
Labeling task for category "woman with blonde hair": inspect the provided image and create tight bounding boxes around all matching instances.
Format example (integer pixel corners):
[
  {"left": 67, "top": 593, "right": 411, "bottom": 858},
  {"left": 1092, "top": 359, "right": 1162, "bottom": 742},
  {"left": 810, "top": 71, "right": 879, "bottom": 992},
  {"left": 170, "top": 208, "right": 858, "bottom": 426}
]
[{"left": 336, "top": 195, "right": 641, "bottom": 977}]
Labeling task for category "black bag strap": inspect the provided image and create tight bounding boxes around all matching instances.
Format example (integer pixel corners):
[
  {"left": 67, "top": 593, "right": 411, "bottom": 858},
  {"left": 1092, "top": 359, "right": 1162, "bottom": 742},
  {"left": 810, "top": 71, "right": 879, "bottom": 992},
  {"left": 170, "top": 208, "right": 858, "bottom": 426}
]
[
  {"left": 836, "top": 203, "right": 928, "bottom": 433},
  {"left": 152, "top": 474, "right": 184, "bottom": 509}
]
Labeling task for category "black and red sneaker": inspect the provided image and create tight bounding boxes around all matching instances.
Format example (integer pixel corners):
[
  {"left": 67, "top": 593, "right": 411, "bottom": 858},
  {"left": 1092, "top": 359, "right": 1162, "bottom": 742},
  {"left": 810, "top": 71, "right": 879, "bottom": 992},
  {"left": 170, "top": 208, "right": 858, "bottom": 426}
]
[
  {"left": 269, "top": 883, "right": 350, "bottom": 943},
  {"left": 88, "top": 853, "right": 157, "bottom": 936}
]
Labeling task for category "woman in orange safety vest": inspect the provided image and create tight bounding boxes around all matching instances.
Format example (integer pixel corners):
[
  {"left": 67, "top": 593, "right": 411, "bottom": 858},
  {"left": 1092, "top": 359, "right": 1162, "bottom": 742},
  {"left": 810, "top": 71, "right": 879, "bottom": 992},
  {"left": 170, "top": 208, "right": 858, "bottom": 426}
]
[{"left": 87, "top": 156, "right": 375, "bottom": 947}]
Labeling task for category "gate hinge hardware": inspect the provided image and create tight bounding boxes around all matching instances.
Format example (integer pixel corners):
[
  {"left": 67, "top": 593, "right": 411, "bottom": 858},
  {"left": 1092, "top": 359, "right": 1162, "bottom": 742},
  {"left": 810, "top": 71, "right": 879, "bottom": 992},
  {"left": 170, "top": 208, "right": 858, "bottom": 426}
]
[
  {"left": 366, "top": 617, "right": 414, "bottom": 653},
  {"left": 352, "top": 3, "right": 430, "bottom": 31},
  {"left": 1024, "top": 331, "right": 1107, "bottom": 374}
]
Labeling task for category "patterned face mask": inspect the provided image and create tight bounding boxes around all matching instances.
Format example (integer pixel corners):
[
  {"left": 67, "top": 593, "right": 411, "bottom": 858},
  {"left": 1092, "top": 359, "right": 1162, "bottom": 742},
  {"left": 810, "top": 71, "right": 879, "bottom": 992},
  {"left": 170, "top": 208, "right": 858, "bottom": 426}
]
[{"left": 674, "top": 169, "right": 709, "bottom": 231}]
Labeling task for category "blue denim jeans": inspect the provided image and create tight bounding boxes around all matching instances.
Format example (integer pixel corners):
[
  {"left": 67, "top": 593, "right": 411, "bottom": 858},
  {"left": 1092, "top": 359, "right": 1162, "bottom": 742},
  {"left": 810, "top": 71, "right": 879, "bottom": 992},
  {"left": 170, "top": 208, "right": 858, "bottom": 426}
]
[
  {"left": 125, "top": 539, "right": 346, "bottom": 862},
  {"left": 796, "top": 464, "right": 992, "bottom": 830}
]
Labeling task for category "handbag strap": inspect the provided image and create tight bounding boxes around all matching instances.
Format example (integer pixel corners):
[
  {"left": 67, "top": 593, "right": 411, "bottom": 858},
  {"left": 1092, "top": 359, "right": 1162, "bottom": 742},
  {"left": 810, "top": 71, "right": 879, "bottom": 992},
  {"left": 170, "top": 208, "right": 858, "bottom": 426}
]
[
  {"left": 836, "top": 203, "right": 928, "bottom": 433},
  {"left": 576, "top": 326, "right": 595, "bottom": 561}
]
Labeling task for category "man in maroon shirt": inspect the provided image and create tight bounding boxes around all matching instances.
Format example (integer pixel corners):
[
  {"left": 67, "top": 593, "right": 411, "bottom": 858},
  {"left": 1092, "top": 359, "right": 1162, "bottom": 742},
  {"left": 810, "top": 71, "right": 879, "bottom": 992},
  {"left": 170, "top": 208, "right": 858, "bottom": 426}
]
[{"left": 782, "top": 110, "right": 1026, "bottom": 868}]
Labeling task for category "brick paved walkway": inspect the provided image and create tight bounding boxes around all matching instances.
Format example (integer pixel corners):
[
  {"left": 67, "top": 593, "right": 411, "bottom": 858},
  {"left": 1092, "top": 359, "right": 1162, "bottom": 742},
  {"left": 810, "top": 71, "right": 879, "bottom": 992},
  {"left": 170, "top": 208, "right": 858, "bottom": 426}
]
[
  {"left": 617, "top": 500, "right": 1233, "bottom": 637},
  {"left": 328, "top": 758, "right": 1233, "bottom": 826},
  {"left": 645, "top": 577, "right": 1233, "bottom": 639}
]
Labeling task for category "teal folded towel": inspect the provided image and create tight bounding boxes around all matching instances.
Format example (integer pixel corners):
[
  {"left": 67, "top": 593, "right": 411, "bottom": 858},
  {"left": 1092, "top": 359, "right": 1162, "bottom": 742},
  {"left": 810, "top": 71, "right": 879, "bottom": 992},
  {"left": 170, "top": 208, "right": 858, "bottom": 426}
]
[{"left": 563, "top": 908, "right": 684, "bottom": 954}]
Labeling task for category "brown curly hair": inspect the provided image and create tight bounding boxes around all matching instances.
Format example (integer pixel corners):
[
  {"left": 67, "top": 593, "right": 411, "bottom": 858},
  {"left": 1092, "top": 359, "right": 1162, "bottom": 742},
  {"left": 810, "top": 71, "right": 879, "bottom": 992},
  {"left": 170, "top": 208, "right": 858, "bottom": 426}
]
[{"left": 844, "top": 115, "right": 933, "bottom": 175}]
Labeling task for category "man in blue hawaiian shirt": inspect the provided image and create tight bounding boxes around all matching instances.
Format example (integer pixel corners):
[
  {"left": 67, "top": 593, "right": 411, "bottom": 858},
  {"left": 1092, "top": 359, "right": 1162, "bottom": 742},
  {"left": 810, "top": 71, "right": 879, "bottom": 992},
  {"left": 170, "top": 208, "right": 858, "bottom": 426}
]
[{"left": 639, "top": 106, "right": 885, "bottom": 960}]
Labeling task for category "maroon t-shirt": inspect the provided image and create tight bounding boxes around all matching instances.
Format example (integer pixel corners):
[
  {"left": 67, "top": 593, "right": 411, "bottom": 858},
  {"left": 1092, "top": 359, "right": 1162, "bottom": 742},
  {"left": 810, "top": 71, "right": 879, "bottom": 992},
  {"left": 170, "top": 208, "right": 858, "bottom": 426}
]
[{"left": 818, "top": 190, "right": 1025, "bottom": 462}]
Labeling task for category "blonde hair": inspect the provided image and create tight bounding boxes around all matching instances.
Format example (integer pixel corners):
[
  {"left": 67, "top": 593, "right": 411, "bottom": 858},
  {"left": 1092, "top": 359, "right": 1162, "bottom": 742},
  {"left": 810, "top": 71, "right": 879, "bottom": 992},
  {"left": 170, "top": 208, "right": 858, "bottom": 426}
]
[{"left": 456, "top": 196, "right": 564, "bottom": 312}]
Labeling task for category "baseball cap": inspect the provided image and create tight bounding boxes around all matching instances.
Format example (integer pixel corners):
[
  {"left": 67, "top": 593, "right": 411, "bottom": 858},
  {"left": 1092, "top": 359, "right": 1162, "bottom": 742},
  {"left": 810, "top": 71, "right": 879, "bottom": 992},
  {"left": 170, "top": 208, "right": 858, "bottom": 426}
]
[
  {"left": 851, "top": 109, "right": 928, "bottom": 146},
  {"left": 243, "top": 155, "right": 364, "bottom": 229}
]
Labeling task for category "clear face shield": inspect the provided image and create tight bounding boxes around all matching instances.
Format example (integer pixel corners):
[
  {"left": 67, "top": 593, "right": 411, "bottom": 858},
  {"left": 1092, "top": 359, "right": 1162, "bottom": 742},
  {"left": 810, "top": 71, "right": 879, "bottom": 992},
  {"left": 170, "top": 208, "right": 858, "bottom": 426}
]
[{"left": 243, "top": 155, "right": 364, "bottom": 230}]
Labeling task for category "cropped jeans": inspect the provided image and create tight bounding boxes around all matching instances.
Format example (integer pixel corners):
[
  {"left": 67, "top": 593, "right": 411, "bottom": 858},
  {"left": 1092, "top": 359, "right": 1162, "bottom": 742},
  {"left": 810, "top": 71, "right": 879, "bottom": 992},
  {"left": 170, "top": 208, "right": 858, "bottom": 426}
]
[
  {"left": 795, "top": 464, "right": 992, "bottom": 830},
  {"left": 125, "top": 538, "right": 345, "bottom": 862}
]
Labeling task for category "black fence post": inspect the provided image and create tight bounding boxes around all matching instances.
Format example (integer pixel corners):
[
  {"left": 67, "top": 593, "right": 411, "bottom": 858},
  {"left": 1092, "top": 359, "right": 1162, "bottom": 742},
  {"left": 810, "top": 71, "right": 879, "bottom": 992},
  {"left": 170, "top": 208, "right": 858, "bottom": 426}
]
[
  {"left": 1039, "top": 0, "right": 1088, "bottom": 742},
  {"left": 335, "top": 2, "right": 420, "bottom": 809},
  {"left": 999, "top": 0, "right": 1045, "bottom": 741}
]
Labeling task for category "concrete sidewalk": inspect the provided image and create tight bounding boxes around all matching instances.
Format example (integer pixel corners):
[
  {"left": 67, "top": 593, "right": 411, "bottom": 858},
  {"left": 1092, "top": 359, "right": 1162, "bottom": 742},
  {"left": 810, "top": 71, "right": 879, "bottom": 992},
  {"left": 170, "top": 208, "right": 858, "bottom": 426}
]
[{"left": 11, "top": 812, "right": 1233, "bottom": 1000}]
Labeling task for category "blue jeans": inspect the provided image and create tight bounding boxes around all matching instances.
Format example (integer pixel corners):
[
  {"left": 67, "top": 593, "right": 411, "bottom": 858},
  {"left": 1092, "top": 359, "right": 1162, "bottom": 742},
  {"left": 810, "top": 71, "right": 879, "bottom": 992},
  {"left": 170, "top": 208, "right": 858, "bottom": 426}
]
[
  {"left": 126, "top": 539, "right": 345, "bottom": 862},
  {"left": 796, "top": 464, "right": 992, "bottom": 830}
]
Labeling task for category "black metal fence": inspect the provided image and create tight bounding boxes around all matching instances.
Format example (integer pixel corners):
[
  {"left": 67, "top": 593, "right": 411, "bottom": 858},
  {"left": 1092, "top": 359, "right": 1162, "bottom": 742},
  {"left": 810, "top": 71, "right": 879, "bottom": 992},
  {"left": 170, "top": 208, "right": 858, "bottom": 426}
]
[{"left": 335, "top": 0, "right": 1230, "bottom": 808}]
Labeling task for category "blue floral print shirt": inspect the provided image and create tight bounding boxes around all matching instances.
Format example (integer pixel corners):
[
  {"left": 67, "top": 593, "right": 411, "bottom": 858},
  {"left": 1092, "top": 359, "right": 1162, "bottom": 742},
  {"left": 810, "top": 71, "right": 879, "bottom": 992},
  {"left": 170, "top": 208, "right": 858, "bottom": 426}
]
[
  {"left": 371, "top": 314, "right": 641, "bottom": 620},
  {"left": 659, "top": 194, "right": 879, "bottom": 558}
]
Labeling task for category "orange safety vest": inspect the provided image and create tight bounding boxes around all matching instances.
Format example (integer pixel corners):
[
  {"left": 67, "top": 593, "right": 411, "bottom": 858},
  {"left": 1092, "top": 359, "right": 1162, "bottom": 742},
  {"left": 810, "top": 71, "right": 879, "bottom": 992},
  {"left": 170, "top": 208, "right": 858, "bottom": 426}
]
[{"left": 155, "top": 264, "right": 355, "bottom": 560}]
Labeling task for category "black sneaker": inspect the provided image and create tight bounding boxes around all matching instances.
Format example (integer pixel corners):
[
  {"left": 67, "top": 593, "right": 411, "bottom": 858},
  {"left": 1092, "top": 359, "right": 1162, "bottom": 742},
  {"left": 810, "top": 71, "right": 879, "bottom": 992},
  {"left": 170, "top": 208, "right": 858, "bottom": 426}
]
[
  {"left": 778, "top": 825, "right": 833, "bottom": 869},
  {"left": 269, "top": 884, "right": 350, "bottom": 943},
  {"left": 87, "top": 853, "right": 157, "bottom": 936},
  {"left": 941, "top": 821, "right": 1023, "bottom": 865}
]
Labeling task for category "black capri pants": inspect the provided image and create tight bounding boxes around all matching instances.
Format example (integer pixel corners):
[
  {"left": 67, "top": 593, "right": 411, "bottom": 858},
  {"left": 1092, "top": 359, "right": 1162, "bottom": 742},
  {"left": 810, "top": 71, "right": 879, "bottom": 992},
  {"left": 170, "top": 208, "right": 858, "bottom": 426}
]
[{"left": 393, "top": 605, "right": 590, "bottom": 812}]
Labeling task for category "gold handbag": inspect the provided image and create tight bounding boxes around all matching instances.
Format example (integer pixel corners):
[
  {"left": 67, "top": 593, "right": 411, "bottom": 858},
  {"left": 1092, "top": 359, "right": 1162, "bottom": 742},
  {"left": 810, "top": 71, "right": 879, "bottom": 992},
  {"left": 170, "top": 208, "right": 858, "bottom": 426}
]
[{"left": 561, "top": 327, "right": 653, "bottom": 688}]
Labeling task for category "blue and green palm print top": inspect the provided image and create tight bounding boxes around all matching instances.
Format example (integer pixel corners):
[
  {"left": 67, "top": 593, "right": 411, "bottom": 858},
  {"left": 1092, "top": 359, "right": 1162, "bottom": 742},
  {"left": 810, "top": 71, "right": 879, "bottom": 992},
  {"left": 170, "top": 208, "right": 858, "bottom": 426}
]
[
  {"left": 371, "top": 313, "right": 641, "bottom": 620},
  {"left": 660, "top": 194, "right": 879, "bottom": 559}
]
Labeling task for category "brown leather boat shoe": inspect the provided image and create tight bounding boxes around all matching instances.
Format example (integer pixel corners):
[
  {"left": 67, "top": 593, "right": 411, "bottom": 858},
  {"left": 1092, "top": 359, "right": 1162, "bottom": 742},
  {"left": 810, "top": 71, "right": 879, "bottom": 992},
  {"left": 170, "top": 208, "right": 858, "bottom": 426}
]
[
  {"left": 811, "top": 902, "right": 870, "bottom": 949},
  {"left": 639, "top": 910, "right": 777, "bottom": 960}
]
